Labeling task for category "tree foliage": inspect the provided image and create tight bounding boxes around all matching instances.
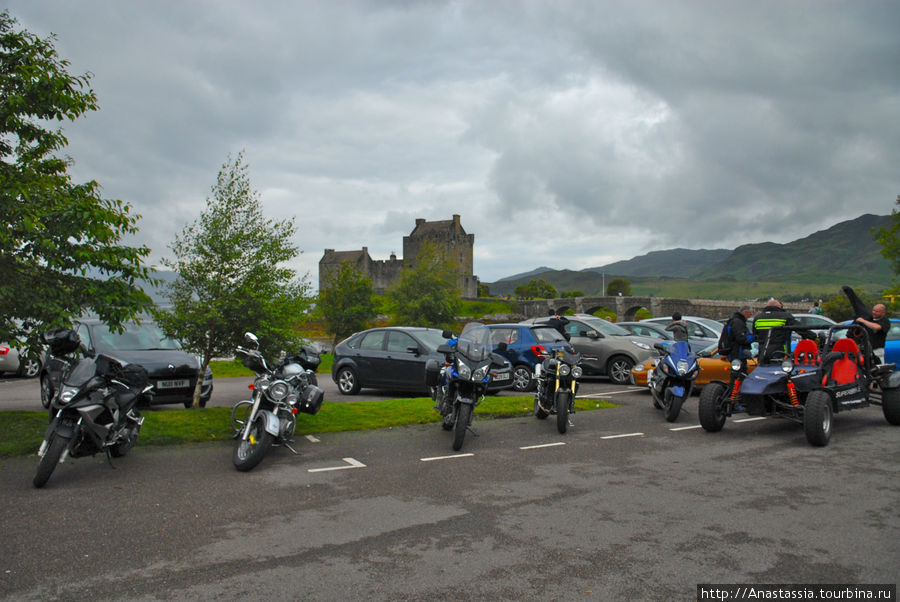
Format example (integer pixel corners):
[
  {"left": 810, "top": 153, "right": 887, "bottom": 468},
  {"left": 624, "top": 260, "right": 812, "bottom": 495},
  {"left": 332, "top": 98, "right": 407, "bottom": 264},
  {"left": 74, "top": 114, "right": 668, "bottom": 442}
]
[
  {"left": 873, "top": 195, "right": 900, "bottom": 282},
  {"left": 0, "top": 11, "right": 153, "bottom": 349},
  {"left": 606, "top": 278, "right": 632, "bottom": 296},
  {"left": 154, "top": 152, "right": 312, "bottom": 406},
  {"left": 319, "top": 262, "right": 376, "bottom": 347},
  {"left": 514, "top": 278, "right": 558, "bottom": 299},
  {"left": 387, "top": 242, "right": 461, "bottom": 328}
]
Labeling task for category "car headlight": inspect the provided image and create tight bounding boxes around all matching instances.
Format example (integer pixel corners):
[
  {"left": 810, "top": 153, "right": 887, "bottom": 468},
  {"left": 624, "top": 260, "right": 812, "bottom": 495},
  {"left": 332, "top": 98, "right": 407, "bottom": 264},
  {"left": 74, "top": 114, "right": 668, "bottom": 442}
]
[
  {"left": 571, "top": 366, "right": 583, "bottom": 379},
  {"left": 268, "top": 380, "right": 290, "bottom": 401},
  {"left": 558, "top": 364, "right": 570, "bottom": 377},
  {"left": 631, "top": 340, "right": 651, "bottom": 350},
  {"left": 781, "top": 358, "right": 794, "bottom": 373}
]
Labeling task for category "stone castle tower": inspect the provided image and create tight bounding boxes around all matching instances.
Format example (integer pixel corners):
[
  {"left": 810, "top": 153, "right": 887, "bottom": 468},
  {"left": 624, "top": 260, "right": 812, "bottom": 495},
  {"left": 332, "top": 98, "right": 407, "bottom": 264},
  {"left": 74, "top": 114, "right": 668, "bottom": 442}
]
[{"left": 319, "top": 214, "right": 478, "bottom": 298}]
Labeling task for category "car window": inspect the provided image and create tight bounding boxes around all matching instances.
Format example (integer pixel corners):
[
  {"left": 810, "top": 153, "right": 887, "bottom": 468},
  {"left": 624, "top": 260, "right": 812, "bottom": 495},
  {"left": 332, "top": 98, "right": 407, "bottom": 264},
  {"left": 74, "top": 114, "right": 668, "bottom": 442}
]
[
  {"left": 576, "top": 316, "right": 629, "bottom": 336},
  {"left": 89, "top": 321, "right": 182, "bottom": 351},
  {"left": 532, "top": 327, "right": 567, "bottom": 343},
  {"left": 637, "top": 326, "right": 666, "bottom": 340},
  {"left": 888, "top": 322, "right": 900, "bottom": 341},
  {"left": 359, "top": 331, "right": 387, "bottom": 351},
  {"left": 686, "top": 322, "right": 708, "bottom": 338},
  {"left": 387, "top": 331, "right": 416, "bottom": 352},
  {"left": 75, "top": 323, "right": 92, "bottom": 350},
  {"left": 416, "top": 329, "right": 448, "bottom": 351},
  {"left": 490, "top": 328, "right": 519, "bottom": 345}
]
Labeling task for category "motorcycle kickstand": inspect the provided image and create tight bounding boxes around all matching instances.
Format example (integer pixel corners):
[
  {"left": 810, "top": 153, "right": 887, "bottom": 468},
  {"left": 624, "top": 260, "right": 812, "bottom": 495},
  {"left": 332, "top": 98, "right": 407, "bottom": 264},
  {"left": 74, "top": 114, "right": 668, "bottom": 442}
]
[
  {"left": 283, "top": 441, "right": 301, "bottom": 455},
  {"left": 104, "top": 448, "right": 117, "bottom": 469},
  {"left": 467, "top": 425, "right": 479, "bottom": 437}
]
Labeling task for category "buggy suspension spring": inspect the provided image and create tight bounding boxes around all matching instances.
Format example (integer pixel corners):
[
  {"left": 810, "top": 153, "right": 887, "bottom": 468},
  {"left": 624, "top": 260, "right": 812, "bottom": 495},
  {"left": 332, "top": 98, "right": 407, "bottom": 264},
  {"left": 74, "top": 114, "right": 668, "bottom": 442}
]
[
  {"left": 786, "top": 380, "right": 800, "bottom": 406},
  {"left": 730, "top": 379, "right": 742, "bottom": 401}
]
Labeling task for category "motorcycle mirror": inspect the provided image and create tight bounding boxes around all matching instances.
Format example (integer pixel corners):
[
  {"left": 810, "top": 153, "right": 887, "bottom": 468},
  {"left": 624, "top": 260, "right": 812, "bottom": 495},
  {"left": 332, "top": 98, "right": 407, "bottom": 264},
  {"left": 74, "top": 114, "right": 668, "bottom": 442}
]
[
  {"left": 495, "top": 341, "right": 508, "bottom": 352},
  {"left": 441, "top": 329, "right": 453, "bottom": 339},
  {"left": 243, "top": 332, "right": 259, "bottom": 348}
]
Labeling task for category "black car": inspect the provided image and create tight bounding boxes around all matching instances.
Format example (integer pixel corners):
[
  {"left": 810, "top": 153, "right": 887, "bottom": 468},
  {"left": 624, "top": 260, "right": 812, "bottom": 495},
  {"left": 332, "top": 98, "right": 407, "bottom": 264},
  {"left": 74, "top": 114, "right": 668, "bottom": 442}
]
[
  {"left": 40, "top": 319, "right": 214, "bottom": 408},
  {"left": 331, "top": 326, "right": 512, "bottom": 395}
]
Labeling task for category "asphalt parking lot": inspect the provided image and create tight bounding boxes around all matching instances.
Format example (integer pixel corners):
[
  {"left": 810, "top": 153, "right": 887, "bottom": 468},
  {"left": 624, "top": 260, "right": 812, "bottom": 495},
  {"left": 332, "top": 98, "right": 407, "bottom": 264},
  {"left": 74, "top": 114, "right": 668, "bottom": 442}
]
[{"left": 1, "top": 379, "right": 897, "bottom": 600}]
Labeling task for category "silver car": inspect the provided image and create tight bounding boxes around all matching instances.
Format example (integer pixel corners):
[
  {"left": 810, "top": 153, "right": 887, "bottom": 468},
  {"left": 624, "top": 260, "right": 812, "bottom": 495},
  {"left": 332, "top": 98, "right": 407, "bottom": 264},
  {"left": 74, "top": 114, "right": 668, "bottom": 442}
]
[
  {"left": 0, "top": 342, "right": 42, "bottom": 378},
  {"left": 522, "top": 314, "right": 657, "bottom": 385},
  {"left": 643, "top": 315, "right": 724, "bottom": 350}
]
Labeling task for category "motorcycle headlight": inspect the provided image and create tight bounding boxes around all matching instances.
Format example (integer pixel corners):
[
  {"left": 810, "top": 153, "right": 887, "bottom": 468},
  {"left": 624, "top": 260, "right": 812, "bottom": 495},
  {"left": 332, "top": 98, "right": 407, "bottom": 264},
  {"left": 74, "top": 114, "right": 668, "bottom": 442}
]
[
  {"left": 731, "top": 359, "right": 743, "bottom": 371},
  {"left": 268, "top": 380, "right": 290, "bottom": 401},
  {"left": 571, "top": 366, "right": 583, "bottom": 379},
  {"left": 473, "top": 366, "right": 488, "bottom": 381},
  {"left": 676, "top": 359, "right": 690, "bottom": 375},
  {"left": 457, "top": 362, "right": 471, "bottom": 380},
  {"left": 781, "top": 358, "right": 794, "bottom": 373},
  {"left": 558, "top": 364, "right": 571, "bottom": 377},
  {"left": 59, "top": 385, "right": 79, "bottom": 405}
]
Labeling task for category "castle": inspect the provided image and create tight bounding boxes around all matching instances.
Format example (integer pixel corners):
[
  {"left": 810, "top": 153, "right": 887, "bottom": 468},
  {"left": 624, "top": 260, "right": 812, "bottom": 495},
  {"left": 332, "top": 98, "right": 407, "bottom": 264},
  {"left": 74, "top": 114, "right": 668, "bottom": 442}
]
[{"left": 319, "top": 215, "right": 478, "bottom": 298}]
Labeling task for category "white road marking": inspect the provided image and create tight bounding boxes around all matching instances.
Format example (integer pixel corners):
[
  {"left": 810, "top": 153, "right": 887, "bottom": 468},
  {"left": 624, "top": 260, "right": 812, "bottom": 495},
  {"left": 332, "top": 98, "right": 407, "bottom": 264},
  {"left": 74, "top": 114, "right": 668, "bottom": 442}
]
[
  {"left": 601, "top": 432, "right": 644, "bottom": 440},
  {"left": 519, "top": 442, "right": 566, "bottom": 450},
  {"left": 305, "top": 435, "right": 320, "bottom": 443},
  {"left": 579, "top": 389, "right": 642, "bottom": 397},
  {"left": 307, "top": 457, "right": 366, "bottom": 473},
  {"left": 734, "top": 417, "right": 769, "bottom": 423},
  {"left": 420, "top": 453, "right": 475, "bottom": 462},
  {"left": 670, "top": 425, "right": 703, "bottom": 431}
]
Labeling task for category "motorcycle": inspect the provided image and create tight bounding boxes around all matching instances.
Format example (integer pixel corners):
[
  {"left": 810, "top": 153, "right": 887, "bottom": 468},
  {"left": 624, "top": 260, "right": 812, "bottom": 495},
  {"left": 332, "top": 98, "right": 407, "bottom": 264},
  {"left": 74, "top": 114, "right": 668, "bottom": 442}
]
[
  {"left": 649, "top": 341, "right": 700, "bottom": 422},
  {"left": 230, "top": 332, "right": 325, "bottom": 471},
  {"left": 33, "top": 328, "right": 154, "bottom": 488},
  {"left": 426, "top": 324, "right": 508, "bottom": 451},
  {"left": 533, "top": 349, "right": 583, "bottom": 433}
]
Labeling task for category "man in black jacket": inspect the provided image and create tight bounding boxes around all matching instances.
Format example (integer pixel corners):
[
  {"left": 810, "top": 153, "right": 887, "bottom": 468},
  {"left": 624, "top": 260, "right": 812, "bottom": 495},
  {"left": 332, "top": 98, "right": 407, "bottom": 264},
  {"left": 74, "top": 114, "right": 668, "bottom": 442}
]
[
  {"left": 753, "top": 298, "right": 813, "bottom": 363},
  {"left": 720, "top": 306, "right": 755, "bottom": 368}
]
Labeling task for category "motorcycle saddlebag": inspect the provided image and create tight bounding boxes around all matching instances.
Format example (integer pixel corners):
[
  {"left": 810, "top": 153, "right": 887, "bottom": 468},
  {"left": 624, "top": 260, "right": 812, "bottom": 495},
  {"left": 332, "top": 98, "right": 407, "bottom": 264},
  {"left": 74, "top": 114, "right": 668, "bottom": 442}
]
[
  {"left": 298, "top": 384, "right": 324, "bottom": 415},
  {"left": 43, "top": 328, "right": 81, "bottom": 355},
  {"left": 425, "top": 359, "right": 442, "bottom": 387}
]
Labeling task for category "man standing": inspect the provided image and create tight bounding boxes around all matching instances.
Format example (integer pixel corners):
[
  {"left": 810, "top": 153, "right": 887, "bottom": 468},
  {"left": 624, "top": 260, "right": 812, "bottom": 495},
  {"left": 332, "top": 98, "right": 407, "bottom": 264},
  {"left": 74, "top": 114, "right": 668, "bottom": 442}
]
[
  {"left": 855, "top": 303, "right": 890, "bottom": 363},
  {"left": 545, "top": 309, "right": 570, "bottom": 341},
  {"left": 720, "top": 306, "right": 755, "bottom": 368},
  {"left": 753, "top": 299, "right": 812, "bottom": 363}
]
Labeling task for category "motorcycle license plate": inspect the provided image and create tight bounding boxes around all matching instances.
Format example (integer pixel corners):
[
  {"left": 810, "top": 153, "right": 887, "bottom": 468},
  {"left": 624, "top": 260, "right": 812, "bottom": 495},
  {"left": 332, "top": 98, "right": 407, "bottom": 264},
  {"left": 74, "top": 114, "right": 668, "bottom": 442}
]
[
  {"left": 493, "top": 372, "right": 510, "bottom": 381},
  {"left": 157, "top": 378, "right": 189, "bottom": 389}
]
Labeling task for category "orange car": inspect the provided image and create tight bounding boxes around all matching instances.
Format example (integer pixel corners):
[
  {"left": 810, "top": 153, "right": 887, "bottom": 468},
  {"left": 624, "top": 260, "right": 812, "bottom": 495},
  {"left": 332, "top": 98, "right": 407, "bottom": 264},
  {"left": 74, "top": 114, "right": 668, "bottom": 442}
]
[{"left": 630, "top": 342, "right": 758, "bottom": 390}]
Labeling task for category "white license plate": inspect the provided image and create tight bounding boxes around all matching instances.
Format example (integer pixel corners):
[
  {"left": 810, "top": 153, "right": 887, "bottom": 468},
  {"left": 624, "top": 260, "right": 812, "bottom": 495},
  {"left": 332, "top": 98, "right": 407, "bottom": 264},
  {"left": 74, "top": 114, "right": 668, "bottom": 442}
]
[
  {"left": 493, "top": 372, "right": 510, "bottom": 381},
  {"left": 157, "top": 378, "right": 189, "bottom": 389}
]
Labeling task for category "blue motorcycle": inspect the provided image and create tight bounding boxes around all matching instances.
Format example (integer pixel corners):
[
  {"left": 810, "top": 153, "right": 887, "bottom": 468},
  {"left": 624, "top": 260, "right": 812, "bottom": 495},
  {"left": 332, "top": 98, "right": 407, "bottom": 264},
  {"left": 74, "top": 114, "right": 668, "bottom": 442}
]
[{"left": 649, "top": 341, "right": 700, "bottom": 422}]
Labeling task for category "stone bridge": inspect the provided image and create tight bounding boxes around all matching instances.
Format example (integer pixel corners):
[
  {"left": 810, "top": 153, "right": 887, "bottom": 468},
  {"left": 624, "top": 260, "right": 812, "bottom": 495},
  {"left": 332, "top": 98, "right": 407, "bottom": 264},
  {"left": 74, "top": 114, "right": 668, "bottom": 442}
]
[{"left": 517, "top": 296, "right": 809, "bottom": 322}]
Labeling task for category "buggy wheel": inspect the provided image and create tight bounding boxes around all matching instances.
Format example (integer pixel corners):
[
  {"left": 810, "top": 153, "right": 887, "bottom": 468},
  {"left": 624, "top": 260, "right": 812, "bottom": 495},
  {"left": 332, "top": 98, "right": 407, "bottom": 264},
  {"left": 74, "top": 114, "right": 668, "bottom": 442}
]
[
  {"left": 880, "top": 387, "right": 900, "bottom": 426},
  {"left": 698, "top": 382, "right": 728, "bottom": 432},
  {"left": 804, "top": 390, "right": 833, "bottom": 447}
]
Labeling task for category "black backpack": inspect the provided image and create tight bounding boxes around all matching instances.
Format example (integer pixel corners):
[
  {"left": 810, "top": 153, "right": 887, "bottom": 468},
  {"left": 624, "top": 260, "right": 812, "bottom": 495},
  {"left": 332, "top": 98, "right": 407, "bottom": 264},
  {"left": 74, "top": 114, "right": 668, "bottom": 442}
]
[{"left": 717, "top": 319, "right": 734, "bottom": 355}]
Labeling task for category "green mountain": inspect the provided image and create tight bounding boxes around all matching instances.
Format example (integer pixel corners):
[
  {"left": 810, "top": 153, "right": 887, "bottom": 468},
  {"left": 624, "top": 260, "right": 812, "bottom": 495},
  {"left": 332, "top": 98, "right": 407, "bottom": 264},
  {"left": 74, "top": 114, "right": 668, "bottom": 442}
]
[{"left": 485, "top": 214, "right": 893, "bottom": 297}]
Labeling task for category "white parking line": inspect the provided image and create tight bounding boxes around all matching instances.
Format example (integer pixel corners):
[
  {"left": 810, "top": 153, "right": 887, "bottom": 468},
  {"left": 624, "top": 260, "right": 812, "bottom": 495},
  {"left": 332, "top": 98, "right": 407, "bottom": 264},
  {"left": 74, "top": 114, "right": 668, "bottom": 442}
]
[
  {"left": 305, "top": 435, "right": 320, "bottom": 443},
  {"left": 520, "top": 442, "right": 566, "bottom": 450},
  {"left": 579, "top": 388, "right": 642, "bottom": 397},
  {"left": 734, "top": 417, "right": 769, "bottom": 423},
  {"left": 669, "top": 425, "right": 703, "bottom": 431},
  {"left": 420, "top": 453, "right": 474, "bottom": 462},
  {"left": 601, "top": 432, "right": 644, "bottom": 439},
  {"left": 307, "top": 457, "right": 366, "bottom": 473}
]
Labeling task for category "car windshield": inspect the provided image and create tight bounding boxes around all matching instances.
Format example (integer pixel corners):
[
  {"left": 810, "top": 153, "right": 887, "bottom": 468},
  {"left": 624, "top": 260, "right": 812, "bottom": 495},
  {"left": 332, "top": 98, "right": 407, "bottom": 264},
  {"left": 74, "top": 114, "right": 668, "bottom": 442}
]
[
  {"left": 576, "top": 316, "right": 630, "bottom": 336},
  {"left": 692, "top": 317, "right": 725, "bottom": 335},
  {"left": 91, "top": 322, "right": 182, "bottom": 352}
]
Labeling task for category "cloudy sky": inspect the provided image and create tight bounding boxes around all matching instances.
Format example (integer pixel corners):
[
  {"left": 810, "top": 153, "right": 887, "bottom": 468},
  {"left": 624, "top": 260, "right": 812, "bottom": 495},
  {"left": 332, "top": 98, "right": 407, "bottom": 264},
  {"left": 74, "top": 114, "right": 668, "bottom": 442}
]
[{"left": 7, "top": 1, "right": 899, "bottom": 288}]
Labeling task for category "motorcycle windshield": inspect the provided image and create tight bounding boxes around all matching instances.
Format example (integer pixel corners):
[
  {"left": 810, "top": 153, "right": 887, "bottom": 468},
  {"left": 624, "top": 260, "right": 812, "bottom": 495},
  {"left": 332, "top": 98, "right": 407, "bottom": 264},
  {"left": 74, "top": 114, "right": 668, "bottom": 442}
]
[
  {"left": 457, "top": 323, "right": 493, "bottom": 363},
  {"left": 668, "top": 341, "right": 693, "bottom": 358},
  {"left": 64, "top": 357, "right": 98, "bottom": 387}
]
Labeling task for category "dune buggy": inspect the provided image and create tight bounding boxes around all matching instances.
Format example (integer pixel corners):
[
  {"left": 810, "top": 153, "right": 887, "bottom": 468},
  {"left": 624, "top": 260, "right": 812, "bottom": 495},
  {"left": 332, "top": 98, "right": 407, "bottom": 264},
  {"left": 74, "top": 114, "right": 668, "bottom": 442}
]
[{"left": 698, "top": 323, "right": 900, "bottom": 446}]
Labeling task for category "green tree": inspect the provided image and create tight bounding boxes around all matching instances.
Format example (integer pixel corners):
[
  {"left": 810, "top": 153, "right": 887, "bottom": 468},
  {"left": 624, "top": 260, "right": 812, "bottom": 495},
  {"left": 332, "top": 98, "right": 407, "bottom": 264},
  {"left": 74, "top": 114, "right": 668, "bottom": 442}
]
[
  {"left": 319, "top": 262, "right": 376, "bottom": 347},
  {"left": 514, "top": 278, "right": 558, "bottom": 299},
  {"left": 561, "top": 290, "right": 585, "bottom": 298},
  {"left": 477, "top": 282, "right": 491, "bottom": 297},
  {"left": 387, "top": 243, "right": 461, "bottom": 328},
  {"left": 155, "top": 152, "right": 312, "bottom": 406},
  {"left": 606, "top": 278, "right": 632, "bottom": 296},
  {"left": 873, "top": 195, "right": 900, "bottom": 282},
  {"left": 0, "top": 12, "right": 153, "bottom": 349}
]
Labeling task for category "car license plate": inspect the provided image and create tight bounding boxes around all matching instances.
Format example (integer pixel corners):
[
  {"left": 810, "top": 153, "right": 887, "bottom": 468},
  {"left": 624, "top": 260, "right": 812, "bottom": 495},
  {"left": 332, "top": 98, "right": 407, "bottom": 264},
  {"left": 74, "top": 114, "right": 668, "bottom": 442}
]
[
  {"left": 493, "top": 372, "right": 510, "bottom": 381},
  {"left": 156, "top": 378, "right": 189, "bottom": 389}
]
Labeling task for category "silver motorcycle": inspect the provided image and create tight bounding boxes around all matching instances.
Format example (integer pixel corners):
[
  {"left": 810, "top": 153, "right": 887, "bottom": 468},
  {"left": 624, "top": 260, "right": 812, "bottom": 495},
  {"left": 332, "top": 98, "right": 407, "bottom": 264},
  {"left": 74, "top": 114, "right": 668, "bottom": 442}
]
[{"left": 230, "top": 333, "right": 324, "bottom": 471}]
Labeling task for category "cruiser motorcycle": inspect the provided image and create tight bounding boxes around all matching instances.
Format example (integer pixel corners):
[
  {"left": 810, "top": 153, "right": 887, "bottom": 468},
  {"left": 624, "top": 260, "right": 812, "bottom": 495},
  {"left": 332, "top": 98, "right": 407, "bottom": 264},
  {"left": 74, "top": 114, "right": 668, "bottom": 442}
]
[
  {"left": 230, "top": 333, "right": 325, "bottom": 471},
  {"left": 650, "top": 340, "right": 700, "bottom": 422},
  {"left": 34, "top": 328, "right": 154, "bottom": 488},
  {"left": 427, "top": 324, "right": 508, "bottom": 451},
  {"left": 534, "top": 349, "right": 583, "bottom": 433}
]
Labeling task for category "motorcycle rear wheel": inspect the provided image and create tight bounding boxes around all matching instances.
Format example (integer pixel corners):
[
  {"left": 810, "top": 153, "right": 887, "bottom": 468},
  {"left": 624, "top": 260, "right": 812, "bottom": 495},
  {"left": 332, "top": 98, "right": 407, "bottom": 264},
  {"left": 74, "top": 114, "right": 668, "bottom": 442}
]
[
  {"left": 110, "top": 415, "right": 142, "bottom": 458},
  {"left": 33, "top": 433, "right": 70, "bottom": 488},
  {"left": 556, "top": 391, "right": 570, "bottom": 434},
  {"left": 452, "top": 404, "right": 472, "bottom": 451},
  {"left": 233, "top": 415, "right": 274, "bottom": 471}
]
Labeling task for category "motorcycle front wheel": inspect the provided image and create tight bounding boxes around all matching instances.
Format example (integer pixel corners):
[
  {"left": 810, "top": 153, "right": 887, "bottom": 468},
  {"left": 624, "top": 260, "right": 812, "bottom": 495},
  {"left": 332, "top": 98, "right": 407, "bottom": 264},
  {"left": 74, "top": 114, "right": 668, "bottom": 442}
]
[
  {"left": 233, "top": 415, "right": 274, "bottom": 472},
  {"left": 664, "top": 389, "right": 685, "bottom": 422},
  {"left": 33, "top": 433, "right": 70, "bottom": 488},
  {"left": 452, "top": 404, "right": 472, "bottom": 451},
  {"left": 556, "top": 390, "right": 570, "bottom": 434},
  {"left": 229, "top": 400, "right": 255, "bottom": 437}
]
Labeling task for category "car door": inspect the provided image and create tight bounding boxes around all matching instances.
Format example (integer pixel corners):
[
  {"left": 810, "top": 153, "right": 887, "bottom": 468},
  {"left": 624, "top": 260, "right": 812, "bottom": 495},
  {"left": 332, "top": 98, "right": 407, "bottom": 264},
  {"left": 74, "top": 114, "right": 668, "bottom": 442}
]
[
  {"left": 355, "top": 330, "right": 389, "bottom": 386},
  {"left": 385, "top": 330, "right": 426, "bottom": 391},
  {"left": 564, "top": 319, "right": 605, "bottom": 373}
]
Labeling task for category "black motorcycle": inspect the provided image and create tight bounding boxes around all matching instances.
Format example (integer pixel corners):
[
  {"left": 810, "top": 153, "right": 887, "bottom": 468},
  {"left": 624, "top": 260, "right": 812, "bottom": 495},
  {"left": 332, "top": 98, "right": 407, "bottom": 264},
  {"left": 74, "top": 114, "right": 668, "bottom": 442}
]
[
  {"left": 230, "top": 333, "right": 325, "bottom": 471},
  {"left": 33, "top": 328, "right": 154, "bottom": 488},
  {"left": 426, "top": 324, "right": 508, "bottom": 451},
  {"left": 533, "top": 349, "right": 583, "bottom": 433}
]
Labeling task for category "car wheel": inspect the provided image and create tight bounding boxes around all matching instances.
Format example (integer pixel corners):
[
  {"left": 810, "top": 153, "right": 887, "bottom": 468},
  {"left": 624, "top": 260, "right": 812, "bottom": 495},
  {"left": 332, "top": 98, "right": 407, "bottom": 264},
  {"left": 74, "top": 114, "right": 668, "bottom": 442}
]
[
  {"left": 17, "top": 356, "right": 42, "bottom": 379},
  {"left": 606, "top": 355, "right": 634, "bottom": 385},
  {"left": 337, "top": 366, "right": 361, "bottom": 395},
  {"left": 512, "top": 365, "right": 534, "bottom": 392}
]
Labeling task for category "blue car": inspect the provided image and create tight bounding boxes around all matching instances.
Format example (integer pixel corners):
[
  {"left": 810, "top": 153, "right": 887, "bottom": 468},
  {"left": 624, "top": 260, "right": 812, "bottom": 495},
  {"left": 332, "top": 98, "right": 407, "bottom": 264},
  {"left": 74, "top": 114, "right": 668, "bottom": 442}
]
[
  {"left": 482, "top": 323, "right": 574, "bottom": 392},
  {"left": 886, "top": 319, "right": 900, "bottom": 367}
]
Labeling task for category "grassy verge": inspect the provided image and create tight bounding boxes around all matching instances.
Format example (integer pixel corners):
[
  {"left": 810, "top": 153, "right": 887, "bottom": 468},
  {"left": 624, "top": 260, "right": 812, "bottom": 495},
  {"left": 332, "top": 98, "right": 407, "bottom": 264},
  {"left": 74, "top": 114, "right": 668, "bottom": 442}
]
[{"left": 0, "top": 395, "right": 618, "bottom": 458}]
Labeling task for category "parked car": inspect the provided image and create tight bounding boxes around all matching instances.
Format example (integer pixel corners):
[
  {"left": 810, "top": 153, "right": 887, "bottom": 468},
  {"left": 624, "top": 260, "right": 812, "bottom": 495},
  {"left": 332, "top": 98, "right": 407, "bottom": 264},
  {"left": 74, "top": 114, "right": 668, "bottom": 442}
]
[
  {"left": 0, "top": 342, "right": 42, "bottom": 378},
  {"left": 40, "top": 319, "right": 213, "bottom": 408},
  {"left": 481, "top": 323, "right": 574, "bottom": 392},
  {"left": 332, "top": 326, "right": 512, "bottom": 395},
  {"left": 616, "top": 320, "right": 710, "bottom": 354},
  {"left": 631, "top": 341, "right": 760, "bottom": 390},
  {"left": 643, "top": 315, "right": 723, "bottom": 350},
  {"left": 522, "top": 314, "right": 657, "bottom": 385}
]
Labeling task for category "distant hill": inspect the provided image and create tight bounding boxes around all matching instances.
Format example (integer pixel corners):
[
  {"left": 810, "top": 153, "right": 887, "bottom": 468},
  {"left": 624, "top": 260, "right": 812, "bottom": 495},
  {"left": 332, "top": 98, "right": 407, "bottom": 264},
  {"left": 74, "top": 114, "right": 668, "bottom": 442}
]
[{"left": 485, "top": 214, "right": 893, "bottom": 297}]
